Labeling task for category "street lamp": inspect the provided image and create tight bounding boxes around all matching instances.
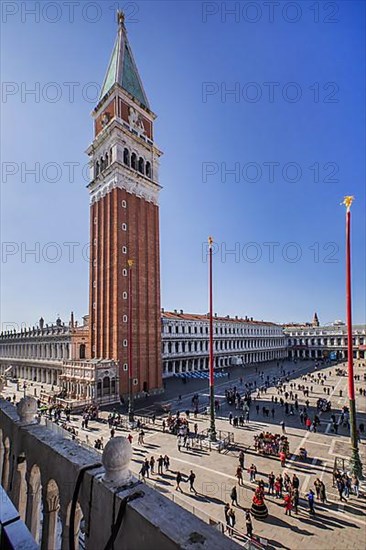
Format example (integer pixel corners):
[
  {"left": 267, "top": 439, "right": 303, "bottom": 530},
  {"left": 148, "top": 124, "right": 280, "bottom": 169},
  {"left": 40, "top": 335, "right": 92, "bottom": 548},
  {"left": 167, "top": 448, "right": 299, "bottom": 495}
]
[
  {"left": 208, "top": 236, "right": 217, "bottom": 442},
  {"left": 127, "top": 259, "right": 135, "bottom": 424},
  {"left": 342, "top": 196, "right": 362, "bottom": 478}
]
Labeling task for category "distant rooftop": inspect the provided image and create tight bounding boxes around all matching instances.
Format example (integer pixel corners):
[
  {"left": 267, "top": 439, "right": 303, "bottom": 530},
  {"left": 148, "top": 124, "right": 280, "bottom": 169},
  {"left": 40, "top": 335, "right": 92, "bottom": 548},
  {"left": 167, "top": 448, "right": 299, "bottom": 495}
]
[{"left": 162, "top": 310, "right": 279, "bottom": 326}]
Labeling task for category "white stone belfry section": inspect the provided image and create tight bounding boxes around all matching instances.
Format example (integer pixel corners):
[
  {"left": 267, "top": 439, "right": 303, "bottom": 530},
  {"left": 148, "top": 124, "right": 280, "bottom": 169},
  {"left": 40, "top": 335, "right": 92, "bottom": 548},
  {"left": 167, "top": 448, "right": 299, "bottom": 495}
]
[
  {"left": 102, "top": 436, "right": 132, "bottom": 485},
  {"left": 17, "top": 396, "right": 38, "bottom": 425}
]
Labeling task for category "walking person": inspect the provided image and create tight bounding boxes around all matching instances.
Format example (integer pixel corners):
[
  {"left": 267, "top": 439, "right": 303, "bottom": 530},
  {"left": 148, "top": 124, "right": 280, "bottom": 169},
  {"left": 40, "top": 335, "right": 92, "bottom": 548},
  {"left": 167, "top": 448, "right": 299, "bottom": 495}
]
[
  {"left": 352, "top": 475, "right": 360, "bottom": 498},
  {"left": 144, "top": 458, "right": 150, "bottom": 478},
  {"left": 344, "top": 475, "right": 351, "bottom": 498},
  {"left": 157, "top": 455, "right": 164, "bottom": 475},
  {"left": 245, "top": 510, "right": 253, "bottom": 538},
  {"left": 228, "top": 508, "right": 236, "bottom": 536},
  {"left": 175, "top": 471, "right": 183, "bottom": 493},
  {"left": 249, "top": 464, "right": 257, "bottom": 483},
  {"left": 139, "top": 463, "right": 146, "bottom": 481},
  {"left": 236, "top": 466, "right": 244, "bottom": 486},
  {"left": 150, "top": 456, "right": 155, "bottom": 475},
  {"left": 337, "top": 478, "right": 347, "bottom": 502},
  {"left": 138, "top": 430, "right": 145, "bottom": 445},
  {"left": 284, "top": 493, "right": 292, "bottom": 516},
  {"left": 224, "top": 503, "right": 230, "bottom": 532},
  {"left": 314, "top": 478, "right": 322, "bottom": 499},
  {"left": 230, "top": 485, "right": 239, "bottom": 507},
  {"left": 279, "top": 450, "right": 286, "bottom": 467},
  {"left": 292, "top": 488, "right": 299, "bottom": 514},
  {"left": 268, "top": 472, "right": 275, "bottom": 495},
  {"left": 306, "top": 489, "right": 315, "bottom": 514},
  {"left": 280, "top": 420, "right": 286, "bottom": 433},
  {"left": 275, "top": 476, "right": 283, "bottom": 499},
  {"left": 319, "top": 481, "right": 327, "bottom": 503},
  {"left": 239, "top": 450, "right": 245, "bottom": 469},
  {"left": 164, "top": 455, "right": 170, "bottom": 471},
  {"left": 188, "top": 470, "right": 197, "bottom": 494}
]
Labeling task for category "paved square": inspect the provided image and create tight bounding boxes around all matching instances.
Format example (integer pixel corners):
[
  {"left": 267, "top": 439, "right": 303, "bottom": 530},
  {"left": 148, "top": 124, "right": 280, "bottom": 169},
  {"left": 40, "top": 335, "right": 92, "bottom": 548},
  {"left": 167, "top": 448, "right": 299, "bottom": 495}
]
[{"left": 3, "top": 360, "right": 366, "bottom": 549}]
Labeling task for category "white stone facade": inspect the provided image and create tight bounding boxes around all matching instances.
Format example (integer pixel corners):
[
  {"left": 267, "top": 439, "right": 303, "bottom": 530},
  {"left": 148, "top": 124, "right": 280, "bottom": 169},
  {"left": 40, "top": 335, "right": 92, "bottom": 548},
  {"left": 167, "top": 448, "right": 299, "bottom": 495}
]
[
  {"left": 162, "top": 311, "right": 287, "bottom": 378},
  {"left": 0, "top": 317, "right": 119, "bottom": 407},
  {"left": 285, "top": 324, "right": 366, "bottom": 360}
]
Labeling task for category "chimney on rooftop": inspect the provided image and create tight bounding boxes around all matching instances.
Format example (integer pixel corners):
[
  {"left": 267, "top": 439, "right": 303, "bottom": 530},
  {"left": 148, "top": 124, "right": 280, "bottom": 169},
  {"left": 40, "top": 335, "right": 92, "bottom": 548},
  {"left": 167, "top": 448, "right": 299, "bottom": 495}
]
[
  {"left": 161, "top": 307, "right": 164, "bottom": 313},
  {"left": 180, "top": 309, "right": 183, "bottom": 314}
]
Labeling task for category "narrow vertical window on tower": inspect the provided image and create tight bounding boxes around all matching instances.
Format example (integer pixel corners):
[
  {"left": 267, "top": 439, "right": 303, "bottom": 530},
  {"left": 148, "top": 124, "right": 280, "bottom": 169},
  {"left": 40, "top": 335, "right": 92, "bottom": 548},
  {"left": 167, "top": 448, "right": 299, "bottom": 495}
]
[
  {"left": 138, "top": 157, "right": 144, "bottom": 174},
  {"left": 146, "top": 161, "right": 151, "bottom": 178}
]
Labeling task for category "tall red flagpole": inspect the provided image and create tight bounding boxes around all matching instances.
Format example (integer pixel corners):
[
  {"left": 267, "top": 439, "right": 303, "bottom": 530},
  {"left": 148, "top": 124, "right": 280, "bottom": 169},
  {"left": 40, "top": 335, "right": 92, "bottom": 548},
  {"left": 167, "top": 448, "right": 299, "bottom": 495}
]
[
  {"left": 208, "top": 237, "right": 217, "bottom": 441},
  {"left": 127, "top": 259, "right": 135, "bottom": 423},
  {"left": 343, "top": 196, "right": 362, "bottom": 478}
]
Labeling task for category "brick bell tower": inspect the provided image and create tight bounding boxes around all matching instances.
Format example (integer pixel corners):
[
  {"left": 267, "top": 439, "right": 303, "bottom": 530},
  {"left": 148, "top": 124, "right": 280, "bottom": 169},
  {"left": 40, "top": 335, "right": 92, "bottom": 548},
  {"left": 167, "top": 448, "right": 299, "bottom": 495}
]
[{"left": 87, "top": 11, "right": 163, "bottom": 398}]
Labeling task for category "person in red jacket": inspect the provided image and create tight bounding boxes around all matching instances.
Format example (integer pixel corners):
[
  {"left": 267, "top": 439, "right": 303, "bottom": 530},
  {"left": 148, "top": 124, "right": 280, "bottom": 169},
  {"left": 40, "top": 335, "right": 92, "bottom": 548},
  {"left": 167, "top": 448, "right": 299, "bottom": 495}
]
[
  {"left": 279, "top": 450, "right": 286, "bottom": 467},
  {"left": 284, "top": 493, "right": 292, "bottom": 516}
]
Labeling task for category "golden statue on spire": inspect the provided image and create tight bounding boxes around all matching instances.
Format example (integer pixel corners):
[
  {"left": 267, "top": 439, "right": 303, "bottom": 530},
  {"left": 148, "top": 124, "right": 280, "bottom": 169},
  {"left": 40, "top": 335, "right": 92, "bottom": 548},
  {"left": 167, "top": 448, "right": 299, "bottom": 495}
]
[
  {"left": 341, "top": 196, "right": 355, "bottom": 211},
  {"left": 117, "top": 10, "right": 125, "bottom": 28}
]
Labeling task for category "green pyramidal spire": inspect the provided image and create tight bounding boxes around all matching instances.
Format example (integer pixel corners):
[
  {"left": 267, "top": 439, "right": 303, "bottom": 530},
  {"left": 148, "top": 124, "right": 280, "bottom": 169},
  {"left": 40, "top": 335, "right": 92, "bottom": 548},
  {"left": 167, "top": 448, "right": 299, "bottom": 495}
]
[{"left": 100, "top": 11, "right": 150, "bottom": 109}]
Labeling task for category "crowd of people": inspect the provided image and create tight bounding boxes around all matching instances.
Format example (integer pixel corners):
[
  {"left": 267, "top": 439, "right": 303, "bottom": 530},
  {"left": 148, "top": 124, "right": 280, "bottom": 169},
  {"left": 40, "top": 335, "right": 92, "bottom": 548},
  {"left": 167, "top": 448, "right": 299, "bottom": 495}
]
[
  {"left": 333, "top": 469, "right": 360, "bottom": 500},
  {"left": 254, "top": 431, "right": 290, "bottom": 458},
  {"left": 139, "top": 454, "right": 171, "bottom": 479}
]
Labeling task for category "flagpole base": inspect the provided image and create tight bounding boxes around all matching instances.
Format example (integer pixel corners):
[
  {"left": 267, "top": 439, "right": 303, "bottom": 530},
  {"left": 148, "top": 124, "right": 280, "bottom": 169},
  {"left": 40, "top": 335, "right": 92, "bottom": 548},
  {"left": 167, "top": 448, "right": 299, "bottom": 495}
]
[{"left": 349, "top": 447, "right": 363, "bottom": 479}]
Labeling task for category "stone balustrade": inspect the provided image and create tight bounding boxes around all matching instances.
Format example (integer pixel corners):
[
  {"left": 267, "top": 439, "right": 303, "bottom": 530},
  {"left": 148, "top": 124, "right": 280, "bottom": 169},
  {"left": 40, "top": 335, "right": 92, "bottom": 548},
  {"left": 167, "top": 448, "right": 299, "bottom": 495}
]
[{"left": 0, "top": 397, "right": 239, "bottom": 550}]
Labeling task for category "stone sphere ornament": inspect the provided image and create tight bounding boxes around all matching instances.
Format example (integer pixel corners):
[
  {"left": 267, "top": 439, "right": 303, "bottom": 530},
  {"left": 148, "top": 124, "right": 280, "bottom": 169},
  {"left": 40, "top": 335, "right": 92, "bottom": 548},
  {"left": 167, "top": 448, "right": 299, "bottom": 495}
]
[
  {"left": 17, "top": 396, "right": 38, "bottom": 424},
  {"left": 102, "top": 436, "right": 132, "bottom": 485}
]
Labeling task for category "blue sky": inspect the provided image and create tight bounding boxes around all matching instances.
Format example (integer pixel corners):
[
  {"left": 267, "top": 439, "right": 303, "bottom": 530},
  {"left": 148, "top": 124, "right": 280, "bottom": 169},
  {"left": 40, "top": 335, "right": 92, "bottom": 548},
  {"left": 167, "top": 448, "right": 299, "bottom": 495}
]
[{"left": 1, "top": 0, "right": 365, "bottom": 328}]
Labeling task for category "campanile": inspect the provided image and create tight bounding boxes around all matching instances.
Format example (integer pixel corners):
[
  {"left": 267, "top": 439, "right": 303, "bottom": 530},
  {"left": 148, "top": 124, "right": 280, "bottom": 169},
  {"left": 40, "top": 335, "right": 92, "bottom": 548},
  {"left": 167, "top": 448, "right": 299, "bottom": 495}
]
[{"left": 87, "top": 12, "right": 163, "bottom": 397}]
